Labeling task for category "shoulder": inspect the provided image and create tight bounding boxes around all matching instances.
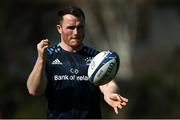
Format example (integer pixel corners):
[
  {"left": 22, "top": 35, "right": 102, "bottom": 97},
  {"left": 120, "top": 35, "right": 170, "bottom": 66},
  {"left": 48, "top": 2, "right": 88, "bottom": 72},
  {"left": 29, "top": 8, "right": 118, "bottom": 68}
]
[
  {"left": 80, "top": 45, "right": 99, "bottom": 57},
  {"left": 46, "top": 42, "right": 61, "bottom": 56}
]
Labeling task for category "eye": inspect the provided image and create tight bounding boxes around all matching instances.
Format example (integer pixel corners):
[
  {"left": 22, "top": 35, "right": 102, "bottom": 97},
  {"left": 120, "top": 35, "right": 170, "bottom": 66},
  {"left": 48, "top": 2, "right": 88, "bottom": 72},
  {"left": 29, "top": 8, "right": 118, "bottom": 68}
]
[
  {"left": 67, "top": 26, "right": 75, "bottom": 30},
  {"left": 77, "top": 25, "right": 84, "bottom": 31}
]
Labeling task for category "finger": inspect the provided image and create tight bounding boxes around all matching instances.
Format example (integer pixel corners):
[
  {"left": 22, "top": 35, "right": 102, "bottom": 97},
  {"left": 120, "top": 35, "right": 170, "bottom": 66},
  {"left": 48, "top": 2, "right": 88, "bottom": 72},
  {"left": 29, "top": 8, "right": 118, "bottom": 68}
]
[
  {"left": 38, "top": 43, "right": 48, "bottom": 51},
  {"left": 114, "top": 107, "right": 119, "bottom": 115},
  {"left": 116, "top": 94, "right": 121, "bottom": 101},
  {"left": 120, "top": 96, "right": 128, "bottom": 103},
  {"left": 38, "top": 39, "right": 47, "bottom": 47},
  {"left": 41, "top": 39, "right": 50, "bottom": 48},
  {"left": 109, "top": 94, "right": 121, "bottom": 101},
  {"left": 121, "top": 101, "right": 127, "bottom": 106},
  {"left": 118, "top": 105, "right": 122, "bottom": 109},
  {"left": 43, "top": 45, "right": 49, "bottom": 50},
  {"left": 42, "top": 39, "right": 49, "bottom": 44},
  {"left": 43, "top": 39, "right": 49, "bottom": 42},
  {"left": 44, "top": 39, "right": 50, "bottom": 44}
]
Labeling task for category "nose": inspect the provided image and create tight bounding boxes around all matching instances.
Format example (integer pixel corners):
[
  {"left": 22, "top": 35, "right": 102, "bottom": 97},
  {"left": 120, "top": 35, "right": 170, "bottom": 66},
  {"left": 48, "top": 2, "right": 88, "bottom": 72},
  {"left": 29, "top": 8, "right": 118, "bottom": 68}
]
[{"left": 73, "top": 28, "right": 78, "bottom": 35}]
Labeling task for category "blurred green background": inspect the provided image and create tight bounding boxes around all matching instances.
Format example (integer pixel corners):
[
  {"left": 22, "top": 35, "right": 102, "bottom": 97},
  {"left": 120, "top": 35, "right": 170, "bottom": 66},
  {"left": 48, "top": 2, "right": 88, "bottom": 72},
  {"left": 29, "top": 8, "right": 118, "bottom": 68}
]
[{"left": 1, "top": 0, "right": 180, "bottom": 118}]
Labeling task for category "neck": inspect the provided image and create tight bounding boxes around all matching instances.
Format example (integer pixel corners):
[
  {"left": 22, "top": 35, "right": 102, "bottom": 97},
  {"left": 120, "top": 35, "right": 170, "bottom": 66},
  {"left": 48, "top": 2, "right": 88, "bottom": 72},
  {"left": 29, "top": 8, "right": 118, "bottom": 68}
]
[{"left": 60, "top": 42, "right": 83, "bottom": 52}]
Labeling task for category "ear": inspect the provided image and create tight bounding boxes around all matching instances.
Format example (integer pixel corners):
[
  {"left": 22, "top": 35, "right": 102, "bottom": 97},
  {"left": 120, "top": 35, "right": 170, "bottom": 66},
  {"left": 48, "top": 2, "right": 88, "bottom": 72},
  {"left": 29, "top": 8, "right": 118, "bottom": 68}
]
[{"left": 56, "top": 25, "right": 62, "bottom": 34}]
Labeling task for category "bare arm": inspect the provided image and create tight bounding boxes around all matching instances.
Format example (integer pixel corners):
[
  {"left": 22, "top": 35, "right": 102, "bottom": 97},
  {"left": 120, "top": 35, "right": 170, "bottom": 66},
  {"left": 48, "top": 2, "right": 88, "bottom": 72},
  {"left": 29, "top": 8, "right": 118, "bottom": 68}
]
[
  {"left": 99, "top": 80, "right": 128, "bottom": 114},
  {"left": 27, "top": 39, "right": 49, "bottom": 96}
]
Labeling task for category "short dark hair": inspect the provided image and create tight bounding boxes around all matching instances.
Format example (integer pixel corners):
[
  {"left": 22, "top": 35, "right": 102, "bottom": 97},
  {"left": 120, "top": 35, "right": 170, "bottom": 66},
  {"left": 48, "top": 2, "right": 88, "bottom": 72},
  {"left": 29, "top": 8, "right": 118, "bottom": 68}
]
[{"left": 58, "top": 6, "right": 85, "bottom": 24}]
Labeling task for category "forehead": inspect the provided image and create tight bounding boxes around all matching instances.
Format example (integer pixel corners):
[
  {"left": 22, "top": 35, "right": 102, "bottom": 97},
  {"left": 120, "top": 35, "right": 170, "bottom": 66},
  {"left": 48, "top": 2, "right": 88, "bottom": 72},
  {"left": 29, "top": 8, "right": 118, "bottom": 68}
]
[{"left": 61, "top": 14, "right": 84, "bottom": 25}]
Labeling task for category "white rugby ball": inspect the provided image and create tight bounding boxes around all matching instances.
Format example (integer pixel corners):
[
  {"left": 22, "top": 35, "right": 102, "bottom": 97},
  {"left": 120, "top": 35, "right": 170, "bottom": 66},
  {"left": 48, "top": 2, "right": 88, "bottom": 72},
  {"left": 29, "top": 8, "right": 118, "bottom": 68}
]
[{"left": 88, "top": 50, "right": 120, "bottom": 86}]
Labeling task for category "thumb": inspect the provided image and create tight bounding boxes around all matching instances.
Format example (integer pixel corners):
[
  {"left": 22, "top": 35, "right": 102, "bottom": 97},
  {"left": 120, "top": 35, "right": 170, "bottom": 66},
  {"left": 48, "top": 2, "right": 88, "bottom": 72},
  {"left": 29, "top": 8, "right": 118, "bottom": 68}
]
[{"left": 114, "top": 107, "right": 118, "bottom": 115}]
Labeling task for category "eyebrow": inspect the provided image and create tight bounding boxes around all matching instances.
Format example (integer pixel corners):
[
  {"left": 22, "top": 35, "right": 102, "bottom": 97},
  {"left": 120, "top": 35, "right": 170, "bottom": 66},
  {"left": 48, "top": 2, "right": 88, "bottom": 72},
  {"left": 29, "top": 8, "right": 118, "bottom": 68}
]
[{"left": 63, "top": 23, "right": 84, "bottom": 27}]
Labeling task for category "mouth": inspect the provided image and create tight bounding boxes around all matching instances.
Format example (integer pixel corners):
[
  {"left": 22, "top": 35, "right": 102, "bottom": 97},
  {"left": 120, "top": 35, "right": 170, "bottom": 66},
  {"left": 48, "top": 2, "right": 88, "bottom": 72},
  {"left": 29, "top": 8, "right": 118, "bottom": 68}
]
[
  {"left": 71, "top": 38, "right": 81, "bottom": 42},
  {"left": 71, "top": 37, "right": 80, "bottom": 39}
]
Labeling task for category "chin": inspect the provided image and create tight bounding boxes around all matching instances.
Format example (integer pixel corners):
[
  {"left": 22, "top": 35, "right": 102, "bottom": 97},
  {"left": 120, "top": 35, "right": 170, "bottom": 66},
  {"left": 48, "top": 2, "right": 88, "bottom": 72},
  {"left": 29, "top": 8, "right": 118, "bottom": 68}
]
[
  {"left": 71, "top": 43, "right": 83, "bottom": 50},
  {"left": 71, "top": 40, "right": 82, "bottom": 46},
  {"left": 71, "top": 44, "right": 81, "bottom": 48}
]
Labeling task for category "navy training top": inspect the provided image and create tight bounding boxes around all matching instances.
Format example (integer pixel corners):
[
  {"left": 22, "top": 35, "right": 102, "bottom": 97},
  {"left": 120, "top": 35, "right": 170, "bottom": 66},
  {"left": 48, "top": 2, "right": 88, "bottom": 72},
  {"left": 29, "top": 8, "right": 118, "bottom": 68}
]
[{"left": 45, "top": 43, "right": 101, "bottom": 119}]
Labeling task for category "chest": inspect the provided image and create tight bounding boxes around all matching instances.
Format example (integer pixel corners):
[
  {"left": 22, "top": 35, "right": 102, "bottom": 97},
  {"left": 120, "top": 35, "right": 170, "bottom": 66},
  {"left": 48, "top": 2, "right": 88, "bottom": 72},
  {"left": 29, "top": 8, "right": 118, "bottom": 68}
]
[{"left": 47, "top": 52, "right": 93, "bottom": 79}]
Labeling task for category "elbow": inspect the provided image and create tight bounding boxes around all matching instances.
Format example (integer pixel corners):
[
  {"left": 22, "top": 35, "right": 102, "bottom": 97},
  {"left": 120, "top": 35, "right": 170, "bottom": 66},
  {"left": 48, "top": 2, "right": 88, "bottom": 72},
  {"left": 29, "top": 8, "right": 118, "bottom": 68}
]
[
  {"left": 27, "top": 84, "right": 41, "bottom": 96},
  {"left": 27, "top": 87, "right": 40, "bottom": 96},
  {"left": 28, "top": 89, "right": 39, "bottom": 96},
  {"left": 26, "top": 77, "right": 46, "bottom": 96}
]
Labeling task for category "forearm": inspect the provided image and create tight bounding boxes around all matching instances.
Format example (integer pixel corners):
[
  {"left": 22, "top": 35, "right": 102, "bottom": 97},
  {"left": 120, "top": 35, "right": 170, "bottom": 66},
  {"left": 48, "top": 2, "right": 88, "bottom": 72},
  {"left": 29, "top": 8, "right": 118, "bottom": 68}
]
[
  {"left": 27, "top": 58, "right": 47, "bottom": 96},
  {"left": 99, "top": 80, "right": 119, "bottom": 95}
]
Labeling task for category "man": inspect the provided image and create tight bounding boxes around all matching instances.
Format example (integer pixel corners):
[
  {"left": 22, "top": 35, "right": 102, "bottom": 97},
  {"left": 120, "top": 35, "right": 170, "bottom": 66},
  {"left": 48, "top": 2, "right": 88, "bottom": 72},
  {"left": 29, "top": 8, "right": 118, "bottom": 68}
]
[{"left": 27, "top": 6, "right": 128, "bottom": 119}]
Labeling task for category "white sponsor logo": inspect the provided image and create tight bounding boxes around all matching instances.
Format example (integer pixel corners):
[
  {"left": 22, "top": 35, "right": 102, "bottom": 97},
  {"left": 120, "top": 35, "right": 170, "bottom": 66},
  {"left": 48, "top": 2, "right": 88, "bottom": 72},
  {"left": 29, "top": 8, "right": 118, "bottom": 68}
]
[
  {"left": 52, "top": 59, "right": 63, "bottom": 65},
  {"left": 70, "top": 68, "right": 79, "bottom": 74},
  {"left": 54, "top": 75, "right": 89, "bottom": 81},
  {"left": 54, "top": 75, "right": 69, "bottom": 80}
]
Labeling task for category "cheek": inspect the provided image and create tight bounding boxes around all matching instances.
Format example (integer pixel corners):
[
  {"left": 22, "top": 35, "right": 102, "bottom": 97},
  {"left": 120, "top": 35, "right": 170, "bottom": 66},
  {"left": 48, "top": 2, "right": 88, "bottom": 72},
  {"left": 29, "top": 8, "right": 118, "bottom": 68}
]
[{"left": 62, "top": 30, "right": 72, "bottom": 38}]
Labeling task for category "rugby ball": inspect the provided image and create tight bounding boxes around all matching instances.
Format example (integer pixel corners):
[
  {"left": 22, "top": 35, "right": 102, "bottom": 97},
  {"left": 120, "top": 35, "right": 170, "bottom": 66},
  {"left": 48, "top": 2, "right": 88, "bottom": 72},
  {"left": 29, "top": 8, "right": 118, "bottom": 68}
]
[{"left": 88, "top": 50, "right": 120, "bottom": 86}]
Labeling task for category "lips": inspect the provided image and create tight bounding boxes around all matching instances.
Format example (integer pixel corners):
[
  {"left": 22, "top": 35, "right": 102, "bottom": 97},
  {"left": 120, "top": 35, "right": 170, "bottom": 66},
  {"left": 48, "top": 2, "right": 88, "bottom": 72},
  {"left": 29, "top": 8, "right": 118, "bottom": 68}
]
[{"left": 71, "top": 37, "right": 80, "bottom": 39}]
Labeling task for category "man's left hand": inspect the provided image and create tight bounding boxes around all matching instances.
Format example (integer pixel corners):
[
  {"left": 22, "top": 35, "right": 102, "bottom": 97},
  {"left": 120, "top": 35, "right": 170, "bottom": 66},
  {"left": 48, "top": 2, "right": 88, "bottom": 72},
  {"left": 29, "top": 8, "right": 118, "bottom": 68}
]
[{"left": 104, "top": 93, "right": 128, "bottom": 114}]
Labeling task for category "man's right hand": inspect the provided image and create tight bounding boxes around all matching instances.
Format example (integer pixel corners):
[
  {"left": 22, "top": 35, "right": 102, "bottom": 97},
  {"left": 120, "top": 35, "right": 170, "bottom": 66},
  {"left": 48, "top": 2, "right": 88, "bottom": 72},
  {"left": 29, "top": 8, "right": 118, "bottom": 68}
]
[
  {"left": 27, "top": 39, "right": 49, "bottom": 96},
  {"left": 37, "top": 39, "right": 50, "bottom": 60}
]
